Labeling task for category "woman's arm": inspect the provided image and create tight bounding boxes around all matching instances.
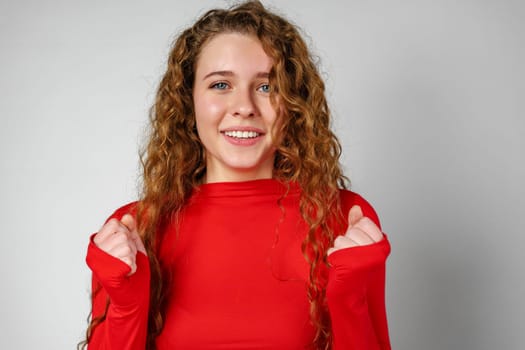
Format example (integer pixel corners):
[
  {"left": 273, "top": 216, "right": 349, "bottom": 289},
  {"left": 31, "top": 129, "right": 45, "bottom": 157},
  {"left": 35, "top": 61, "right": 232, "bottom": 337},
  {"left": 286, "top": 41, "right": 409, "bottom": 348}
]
[
  {"left": 84, "top": 206, "right": 150, "bottom": 350},
  {"left": 326, "top": 193, "right": 391, "bottom": 350},
  {"left": 327, "top": 238, "right": 391, "bottom": 349}
]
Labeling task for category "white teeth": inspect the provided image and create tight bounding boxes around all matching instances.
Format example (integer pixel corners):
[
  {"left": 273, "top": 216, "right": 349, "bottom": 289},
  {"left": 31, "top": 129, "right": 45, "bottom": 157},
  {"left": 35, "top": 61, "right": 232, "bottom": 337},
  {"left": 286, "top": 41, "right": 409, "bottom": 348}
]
[{"left": 224, "top": 130, "right": 260, "bottom": 139}]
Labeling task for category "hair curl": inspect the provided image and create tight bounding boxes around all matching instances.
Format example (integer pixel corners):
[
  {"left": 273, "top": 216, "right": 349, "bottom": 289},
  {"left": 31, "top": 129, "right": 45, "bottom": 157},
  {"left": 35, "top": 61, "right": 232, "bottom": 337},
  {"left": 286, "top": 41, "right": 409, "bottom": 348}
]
[{"left": 81, "top": 1, "right": 348, "bottom": 349}]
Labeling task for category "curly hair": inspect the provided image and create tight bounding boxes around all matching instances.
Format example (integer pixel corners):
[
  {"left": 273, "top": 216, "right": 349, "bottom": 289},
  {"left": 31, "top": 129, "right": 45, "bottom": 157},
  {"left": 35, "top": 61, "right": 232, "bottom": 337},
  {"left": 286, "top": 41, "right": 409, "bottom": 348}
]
[{"left": 81, "top": 1, "right": 348, "bottom": 349}]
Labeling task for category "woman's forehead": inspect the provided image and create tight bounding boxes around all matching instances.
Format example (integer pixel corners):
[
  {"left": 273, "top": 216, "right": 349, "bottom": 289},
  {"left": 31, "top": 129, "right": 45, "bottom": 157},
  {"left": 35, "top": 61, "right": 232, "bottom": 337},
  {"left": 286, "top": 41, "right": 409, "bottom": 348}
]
[{"left": 195, "top": 32, "right": 273, "bottom": 78}]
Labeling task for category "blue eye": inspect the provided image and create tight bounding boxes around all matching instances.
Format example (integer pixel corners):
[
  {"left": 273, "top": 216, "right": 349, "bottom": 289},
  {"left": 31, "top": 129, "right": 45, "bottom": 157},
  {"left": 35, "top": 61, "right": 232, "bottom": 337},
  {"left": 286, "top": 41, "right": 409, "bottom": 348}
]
[
  {"left": 258, "top": 84, "right": 271, "bottom": 93},
  {"left": 211, "top": 82, "right": 229, "bottom": 90}
]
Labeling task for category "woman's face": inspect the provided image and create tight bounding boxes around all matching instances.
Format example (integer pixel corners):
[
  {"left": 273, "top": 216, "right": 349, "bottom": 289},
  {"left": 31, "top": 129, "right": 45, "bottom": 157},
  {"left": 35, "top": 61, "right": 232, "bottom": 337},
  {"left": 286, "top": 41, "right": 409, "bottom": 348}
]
[{"left": 193, "top": 32, "right": 280, "bottom": 183}]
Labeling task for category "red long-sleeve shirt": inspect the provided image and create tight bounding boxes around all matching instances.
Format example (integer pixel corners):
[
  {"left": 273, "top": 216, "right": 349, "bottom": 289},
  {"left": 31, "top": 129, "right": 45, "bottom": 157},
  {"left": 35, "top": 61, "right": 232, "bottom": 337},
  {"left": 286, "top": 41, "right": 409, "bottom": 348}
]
[{"left": 86, "top": 179, "right": 391, "bottom": 349}]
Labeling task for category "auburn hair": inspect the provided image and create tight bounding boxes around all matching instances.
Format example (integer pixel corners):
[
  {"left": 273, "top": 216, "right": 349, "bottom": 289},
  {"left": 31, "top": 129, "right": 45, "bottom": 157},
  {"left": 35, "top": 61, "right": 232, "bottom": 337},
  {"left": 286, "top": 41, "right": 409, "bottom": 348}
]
[{"left": 81, "top": 1, "right": 348, "bottom": 349}]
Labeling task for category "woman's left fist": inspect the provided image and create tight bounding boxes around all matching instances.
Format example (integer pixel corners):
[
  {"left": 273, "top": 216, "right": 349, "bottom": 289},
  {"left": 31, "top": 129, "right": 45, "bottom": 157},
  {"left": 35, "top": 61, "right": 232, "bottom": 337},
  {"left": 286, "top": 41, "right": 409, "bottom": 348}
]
[{"left": 327, "top": 205, "right": 384, "bottom": 256}]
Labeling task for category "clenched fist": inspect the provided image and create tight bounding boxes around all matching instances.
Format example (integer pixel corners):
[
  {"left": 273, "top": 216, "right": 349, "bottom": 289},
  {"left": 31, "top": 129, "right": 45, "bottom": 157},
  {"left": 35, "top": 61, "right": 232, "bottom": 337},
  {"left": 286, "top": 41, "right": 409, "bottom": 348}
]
[
  {"left": 327, "top": 205, "right": 384, "bottom": 256},
  {"left": 93, "top": 214, "right": 147, "bottom": 275}
]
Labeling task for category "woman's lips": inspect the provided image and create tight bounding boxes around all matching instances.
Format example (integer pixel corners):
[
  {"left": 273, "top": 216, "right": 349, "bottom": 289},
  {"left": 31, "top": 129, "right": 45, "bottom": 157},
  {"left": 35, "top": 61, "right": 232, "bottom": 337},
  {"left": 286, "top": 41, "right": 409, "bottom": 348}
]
[{"left": 221, "top": 127, "right": 265, "bottom": 145}]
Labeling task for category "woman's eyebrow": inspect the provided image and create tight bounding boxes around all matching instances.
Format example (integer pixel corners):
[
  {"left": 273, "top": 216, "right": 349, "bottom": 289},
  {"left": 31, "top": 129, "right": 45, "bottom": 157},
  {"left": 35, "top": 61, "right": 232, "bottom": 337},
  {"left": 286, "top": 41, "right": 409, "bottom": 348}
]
[
  {"left": 203, "top": 70, "right": 234, "bottom": 80},
  {"left": 202, "top": 70, "right": 270, "bottom": 80}
]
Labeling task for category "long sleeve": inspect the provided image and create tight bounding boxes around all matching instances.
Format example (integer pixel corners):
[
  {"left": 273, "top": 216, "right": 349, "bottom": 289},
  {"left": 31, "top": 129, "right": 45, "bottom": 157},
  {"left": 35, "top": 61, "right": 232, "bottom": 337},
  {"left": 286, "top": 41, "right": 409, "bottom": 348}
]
[
  {"left": 85, "top": 209, "right": 150, "bottom": 350},
  {"left": 326, "top": 192, "right": 392, "bottom": 350},
  {"left": 327, "top": 238, "right": 391, "bottom": 349}
]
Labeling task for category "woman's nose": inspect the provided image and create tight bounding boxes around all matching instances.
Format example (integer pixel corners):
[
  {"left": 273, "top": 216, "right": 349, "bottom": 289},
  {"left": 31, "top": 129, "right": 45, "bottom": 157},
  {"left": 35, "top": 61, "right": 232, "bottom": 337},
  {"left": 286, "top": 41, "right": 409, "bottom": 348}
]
[{"left": 232, "top": 89, "right": 257, "bottom": 118}]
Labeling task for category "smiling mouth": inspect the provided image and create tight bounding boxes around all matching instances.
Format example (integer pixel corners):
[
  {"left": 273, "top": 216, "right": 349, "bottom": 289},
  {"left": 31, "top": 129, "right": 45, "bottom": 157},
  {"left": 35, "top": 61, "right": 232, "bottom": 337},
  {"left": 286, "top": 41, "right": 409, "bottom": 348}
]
[{"left": 223, "top": 130, "right": 261, "bottom": 139}]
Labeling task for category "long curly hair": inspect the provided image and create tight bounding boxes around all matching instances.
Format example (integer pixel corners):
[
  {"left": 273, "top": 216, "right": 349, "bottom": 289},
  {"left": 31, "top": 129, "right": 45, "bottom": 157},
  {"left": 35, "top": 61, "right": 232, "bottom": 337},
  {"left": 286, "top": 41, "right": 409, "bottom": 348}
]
[{"left": 82, "top": 1, "right": 348, "bottom": 349}]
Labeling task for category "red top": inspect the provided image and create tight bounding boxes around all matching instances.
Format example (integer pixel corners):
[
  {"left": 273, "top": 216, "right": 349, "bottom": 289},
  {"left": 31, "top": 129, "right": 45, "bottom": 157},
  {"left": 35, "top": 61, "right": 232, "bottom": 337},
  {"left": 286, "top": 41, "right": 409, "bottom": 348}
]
[{"left": 86, "top": 179, "right": 391, "bottom": 349}]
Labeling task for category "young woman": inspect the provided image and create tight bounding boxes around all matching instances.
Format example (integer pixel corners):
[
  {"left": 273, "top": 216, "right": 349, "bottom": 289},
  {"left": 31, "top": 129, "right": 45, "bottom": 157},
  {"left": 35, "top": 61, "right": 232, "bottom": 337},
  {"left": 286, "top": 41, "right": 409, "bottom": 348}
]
[{"left": 81, "top": 1, "right": 391, "bottom": 349}]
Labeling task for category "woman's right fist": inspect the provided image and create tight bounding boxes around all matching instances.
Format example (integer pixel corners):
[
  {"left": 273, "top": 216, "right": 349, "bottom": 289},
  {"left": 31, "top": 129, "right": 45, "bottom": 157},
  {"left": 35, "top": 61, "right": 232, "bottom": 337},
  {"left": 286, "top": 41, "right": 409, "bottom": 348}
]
[{"left": 93, "top": 214, "right": 147, "bottom": 275}]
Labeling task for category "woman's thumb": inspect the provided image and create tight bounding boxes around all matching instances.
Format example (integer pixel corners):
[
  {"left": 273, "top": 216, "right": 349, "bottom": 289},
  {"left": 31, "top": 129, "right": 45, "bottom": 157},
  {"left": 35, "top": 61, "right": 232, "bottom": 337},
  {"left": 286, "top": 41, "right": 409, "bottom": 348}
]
[
  {"left": 121, "top": 213, "right": 137, "bottom": 232},
  {"left": 348, "top": 205, "right": 363, "bottom": 227}
]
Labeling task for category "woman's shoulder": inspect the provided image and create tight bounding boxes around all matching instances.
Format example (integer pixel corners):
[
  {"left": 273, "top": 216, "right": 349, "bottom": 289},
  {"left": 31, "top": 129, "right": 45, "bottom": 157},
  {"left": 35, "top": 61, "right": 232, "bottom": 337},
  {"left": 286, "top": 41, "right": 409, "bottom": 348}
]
[
  {"left": 338, "top": 189, "right": 381, "bottom": 229},
  {"left": 105, "top": 201, "right": 139, "bottom": 222}
]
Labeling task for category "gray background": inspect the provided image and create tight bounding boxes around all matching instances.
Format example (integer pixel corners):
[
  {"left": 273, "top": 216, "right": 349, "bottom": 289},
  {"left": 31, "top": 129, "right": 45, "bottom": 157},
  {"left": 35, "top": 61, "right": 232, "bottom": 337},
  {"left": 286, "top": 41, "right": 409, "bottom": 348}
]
[{"left": 1, "top": 0, "right": 523, "bottom": 349}]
